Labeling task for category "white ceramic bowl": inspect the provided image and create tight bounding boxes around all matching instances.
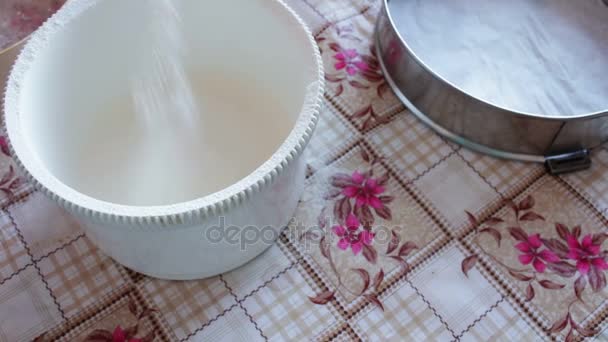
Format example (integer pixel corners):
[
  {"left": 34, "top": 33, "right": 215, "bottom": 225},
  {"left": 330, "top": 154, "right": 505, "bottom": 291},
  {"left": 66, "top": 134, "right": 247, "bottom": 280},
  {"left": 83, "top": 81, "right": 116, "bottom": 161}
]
[{"left": 4, "top": 0, "right": 323, "bottom": 279}]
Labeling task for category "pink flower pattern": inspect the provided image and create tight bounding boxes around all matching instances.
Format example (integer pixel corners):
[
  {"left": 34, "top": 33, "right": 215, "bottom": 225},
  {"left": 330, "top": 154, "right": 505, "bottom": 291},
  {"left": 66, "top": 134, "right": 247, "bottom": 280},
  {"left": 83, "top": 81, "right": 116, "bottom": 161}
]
[
  {"left": 308, "top": 151, "right": 418, "bottom": 310},
  {"left": 332, "top": 213, "right": 374, "bottom": 255},
  {"left": 0, "top": 137, "right": 10, "bottom": 157},
  {"left": 80, "top": 299, "right": 156, "bottom": 342},
  {"left": 319, "top": 24, "right": 394, "bottom": 131},
  {"left": 333, "top": 49, "right": 368, "bottom": 76},
  {"left": 112, "top": 326, "right": 141, "bottom": 342},
  {"left": 342, "top": 171, "right": 385, "bottom": 209},
  {"left": 567, "top": 234, "right": 608, "bottom": 275},
  {"left": 462, "top": 196, "right": 608, "bottom": 339},
  {"left": 515, "top": 233, "right": 559, "bottom": 273}
]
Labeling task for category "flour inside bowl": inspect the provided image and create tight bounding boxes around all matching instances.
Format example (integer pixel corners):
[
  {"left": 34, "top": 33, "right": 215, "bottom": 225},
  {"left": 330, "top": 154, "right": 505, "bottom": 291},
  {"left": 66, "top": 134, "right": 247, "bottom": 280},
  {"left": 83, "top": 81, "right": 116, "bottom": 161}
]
[
  {"left": 65, "top": 71, "right": 294, "bottom": 206},
  {"left": 390, "top": 0, "right": 608, "bottom": 116},
  {"left": 130, "top": 0, "right": 200, "bottom": 137},
  {"left": 14, "top": 0, "right": 316, "bottom": 207}
]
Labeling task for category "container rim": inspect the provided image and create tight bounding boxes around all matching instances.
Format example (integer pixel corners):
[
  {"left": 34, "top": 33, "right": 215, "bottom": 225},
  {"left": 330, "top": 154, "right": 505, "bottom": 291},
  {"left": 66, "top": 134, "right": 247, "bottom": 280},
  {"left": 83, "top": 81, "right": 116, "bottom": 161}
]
[
  {"left": 3, "top": 0, "right": 324, "bottom": 228},
  {"left": 381, "top": 0, "right": 608, "bottom": 122}
]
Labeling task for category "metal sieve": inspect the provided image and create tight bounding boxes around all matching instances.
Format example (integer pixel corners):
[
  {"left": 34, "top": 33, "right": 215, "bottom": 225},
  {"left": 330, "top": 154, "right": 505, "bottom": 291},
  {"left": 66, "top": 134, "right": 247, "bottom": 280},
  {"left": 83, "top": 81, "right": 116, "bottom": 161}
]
[{"left": 375, "top": 0, "right": 608, "bottom": 173}]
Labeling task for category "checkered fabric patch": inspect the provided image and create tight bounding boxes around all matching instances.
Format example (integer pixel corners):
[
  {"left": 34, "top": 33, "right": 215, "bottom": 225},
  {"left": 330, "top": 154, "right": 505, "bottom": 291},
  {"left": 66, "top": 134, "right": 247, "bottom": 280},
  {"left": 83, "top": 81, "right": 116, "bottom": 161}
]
[
  {"left": 414, "top": 154, "right": 501, "bottom": 230},
  {"left": 241, "top": 267, "right": 337, "bottom": 341},
  {"left": 460, "top": 301, "right": 541, "bottom": 341},
  {"left": 409, "top": 244, "right": 502, "bottom": 335},
  {"left": 0, "top": 214, "right": 30, "bottom": 282},
  {"left": 562, "top": 148, "right": 608, "bottom": 213},
  {"left": 305, "top": 101, "right": 359, "bottom": 171},
  {"left": 458, "top": 148, "right": 544, "bottom": 197},
  {"left": 355, "top": 281, "right": 452, "bottom": 341},
  {"left": 0, "top": 266, "right": 62, "bottom": 341},
  {"left": 140, "top": 275, "right": 236, "bottom": 340},
  {"left": 189, "top": 306, "right": 265, "bottom": 342},
  {"left": 366, "top": 112, "right": 454, "bottom": 181},
  {"left": 38, "top": 237, "right": 126, "bottom": 317}
]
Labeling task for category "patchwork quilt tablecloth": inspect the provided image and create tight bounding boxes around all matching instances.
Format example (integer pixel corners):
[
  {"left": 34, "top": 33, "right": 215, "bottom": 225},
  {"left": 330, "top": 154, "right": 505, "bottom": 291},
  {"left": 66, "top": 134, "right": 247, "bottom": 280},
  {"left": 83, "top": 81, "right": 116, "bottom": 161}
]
[{"left": 2, "top": 0, "right": 608, "bottom": 341}]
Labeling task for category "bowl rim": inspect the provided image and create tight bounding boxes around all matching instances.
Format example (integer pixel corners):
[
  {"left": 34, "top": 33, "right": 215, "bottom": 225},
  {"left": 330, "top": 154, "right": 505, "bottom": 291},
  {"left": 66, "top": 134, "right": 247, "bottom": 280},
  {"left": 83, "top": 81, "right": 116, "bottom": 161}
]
[{"left": 3, "top": 0, "right": 324, "bottom": 228}]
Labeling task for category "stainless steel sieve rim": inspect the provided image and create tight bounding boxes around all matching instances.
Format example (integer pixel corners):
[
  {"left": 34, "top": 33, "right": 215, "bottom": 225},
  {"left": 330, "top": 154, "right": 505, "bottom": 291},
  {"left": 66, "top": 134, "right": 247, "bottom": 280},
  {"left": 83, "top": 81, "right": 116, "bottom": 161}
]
[
  {"left": 375, "top": 0, "right": 608, "bottom": 170},
  {"left": 378, "top": 0, "right": 608, "bottom": 122}
]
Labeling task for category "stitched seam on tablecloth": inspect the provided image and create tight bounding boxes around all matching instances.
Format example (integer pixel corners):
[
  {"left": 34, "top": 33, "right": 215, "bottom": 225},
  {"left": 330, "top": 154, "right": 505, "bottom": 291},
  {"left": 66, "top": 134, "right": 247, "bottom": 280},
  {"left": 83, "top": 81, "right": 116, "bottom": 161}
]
[
  {"left": 34, "top": 233, "right": 85, "bottom": 262},
  {"left": 6, "top": 209, "right": 67, "bottom": 321},
  {"left": 236, "top": 304, "right": 269, "bottom": 341},
  {"left": 453, "top": 296, "right": 505, "bottom": 340},
  {"left": 238, "top": 263, "right": 298, "bottom": 304},
  {"left": 406, "top": 148, "right": 458, "bottom": 184},
  {"left": 342, "top": 237, "right": 454, "bottom": 338},
  {"left": 179, "top": 302, "right": 240, "bottom": 342},
  {"left": 0, "top": 263, "right": 30, "bottom": 286},
  {"left": 459, "top": 234, "right": 550, "bottom": 340},
  {"left": 386, "top": 164, "right": 454, "bottom": 239},
  {"left": 182, "top": 263, "right": 299, "bottom": 341},
  {"left": 0, "top": 190, "right": 83, "bottom": 287},
  {"left": 405, "top": 278, "right": 458, "bottom": 339},
  {"left": 454, "top": 150, "right": 505, "bottom": 197},
  {"left": 454, "top": 148, "right": 548, "bottom": 202},
  {"left": 219, "top": 275, "right": 269, "bottom": 341},
  {"left": 0, "top": 233, "right": 84, "bottom": 287},
  {"left": 456, "top": 175, "right": 551, "bottom": 339}
]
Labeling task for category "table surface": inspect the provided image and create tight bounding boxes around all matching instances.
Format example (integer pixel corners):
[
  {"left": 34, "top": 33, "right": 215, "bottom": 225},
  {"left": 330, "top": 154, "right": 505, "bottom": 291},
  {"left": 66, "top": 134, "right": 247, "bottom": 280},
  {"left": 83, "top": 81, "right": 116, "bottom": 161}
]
[
  {"left": 2, "top": 0, "right": 608, "bottom": 341},
  {"left": 0, "top": 0, "right": 65, "bottom": 51}
]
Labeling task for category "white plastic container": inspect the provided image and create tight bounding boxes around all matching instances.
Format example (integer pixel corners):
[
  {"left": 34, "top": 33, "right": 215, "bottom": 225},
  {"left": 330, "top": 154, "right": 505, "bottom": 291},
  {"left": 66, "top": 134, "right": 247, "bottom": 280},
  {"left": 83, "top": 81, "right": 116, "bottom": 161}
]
[{"left": 3, "top": 0, "right": 323, "bottom": 279}]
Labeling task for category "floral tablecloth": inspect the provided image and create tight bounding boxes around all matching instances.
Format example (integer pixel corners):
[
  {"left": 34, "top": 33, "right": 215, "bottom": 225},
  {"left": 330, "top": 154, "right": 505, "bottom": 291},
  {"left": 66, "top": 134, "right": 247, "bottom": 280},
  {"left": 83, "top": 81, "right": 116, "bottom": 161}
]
[
  {"left": 2, "top": 0, "right": 608, "bottom": 341},
  {"left": 0, "top": 0, "right": 65, "bottom": 51}
]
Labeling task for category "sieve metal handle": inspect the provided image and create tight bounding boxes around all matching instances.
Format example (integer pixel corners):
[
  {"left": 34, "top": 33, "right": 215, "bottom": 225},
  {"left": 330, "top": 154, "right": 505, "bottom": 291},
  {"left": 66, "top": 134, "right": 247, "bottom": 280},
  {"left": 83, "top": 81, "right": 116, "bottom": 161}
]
[{"left": 545, "top": 149, "right": 591, "bottom": 174}]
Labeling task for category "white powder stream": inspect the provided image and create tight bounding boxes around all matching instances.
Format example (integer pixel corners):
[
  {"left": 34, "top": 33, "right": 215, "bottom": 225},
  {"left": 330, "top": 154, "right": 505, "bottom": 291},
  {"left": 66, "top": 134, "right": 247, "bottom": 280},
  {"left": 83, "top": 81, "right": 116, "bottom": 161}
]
[
  {"left": 131, "top": 0, "right": 200, "bottom": 135},
  {"left": 390, "top": 0, "right": 608, "bottom": 116}
]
